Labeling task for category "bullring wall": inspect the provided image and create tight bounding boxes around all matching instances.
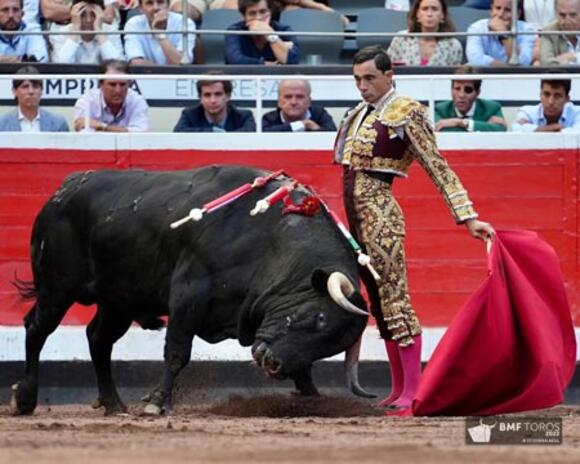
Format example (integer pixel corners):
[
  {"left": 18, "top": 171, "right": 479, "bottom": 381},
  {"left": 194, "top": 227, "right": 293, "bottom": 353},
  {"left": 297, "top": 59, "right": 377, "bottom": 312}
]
[{"left": 0, "top": 132, "right": 579, "bottom": 361}]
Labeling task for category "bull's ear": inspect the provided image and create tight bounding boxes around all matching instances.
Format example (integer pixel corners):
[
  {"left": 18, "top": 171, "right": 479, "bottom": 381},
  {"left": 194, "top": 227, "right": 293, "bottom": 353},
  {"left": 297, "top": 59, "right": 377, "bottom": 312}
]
[{"left": 311, "top": 269, "right": 330, "bottom": 294}]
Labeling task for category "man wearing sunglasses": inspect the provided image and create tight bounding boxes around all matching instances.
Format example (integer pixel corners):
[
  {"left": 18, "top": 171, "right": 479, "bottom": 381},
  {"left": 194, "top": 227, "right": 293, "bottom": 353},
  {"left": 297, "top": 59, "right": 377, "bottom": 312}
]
[
  {"left": 73, "top": 59, "right": 150, "bottom": 132},
  {"left": 435, "top": 65, "right": 506, "bottom": 132}
]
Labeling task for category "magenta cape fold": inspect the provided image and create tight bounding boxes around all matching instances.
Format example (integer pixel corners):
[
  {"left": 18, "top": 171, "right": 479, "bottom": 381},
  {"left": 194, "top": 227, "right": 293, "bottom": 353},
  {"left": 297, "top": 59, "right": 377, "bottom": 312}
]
[{"left": 412, "top": 230, "right": 577, "bottom": 416}]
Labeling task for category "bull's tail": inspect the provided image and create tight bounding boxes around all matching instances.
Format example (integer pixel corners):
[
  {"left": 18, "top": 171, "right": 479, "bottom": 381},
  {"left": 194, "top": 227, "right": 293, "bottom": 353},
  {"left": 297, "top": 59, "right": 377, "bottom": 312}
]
[{"left": 12, "top": 275, "right": 37, "bottom": 301}]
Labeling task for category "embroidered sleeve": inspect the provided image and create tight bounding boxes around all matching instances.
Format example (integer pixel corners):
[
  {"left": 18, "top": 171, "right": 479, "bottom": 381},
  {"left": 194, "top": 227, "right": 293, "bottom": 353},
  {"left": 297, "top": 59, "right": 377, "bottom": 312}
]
[{"left": 404, "top": 107, "right": 478, "bottom": 223}]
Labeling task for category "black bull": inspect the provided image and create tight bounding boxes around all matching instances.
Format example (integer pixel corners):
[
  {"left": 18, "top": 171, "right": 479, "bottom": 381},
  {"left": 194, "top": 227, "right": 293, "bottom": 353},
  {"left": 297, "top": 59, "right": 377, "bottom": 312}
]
[{"left": 11, "top": 165, "right": 375, "bottom": 416}]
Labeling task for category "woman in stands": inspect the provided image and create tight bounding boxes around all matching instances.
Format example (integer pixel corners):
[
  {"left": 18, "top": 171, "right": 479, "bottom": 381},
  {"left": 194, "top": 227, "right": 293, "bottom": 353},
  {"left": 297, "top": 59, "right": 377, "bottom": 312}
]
[{"left": 387, "top": 0, "right": 463, "bottom": 66}]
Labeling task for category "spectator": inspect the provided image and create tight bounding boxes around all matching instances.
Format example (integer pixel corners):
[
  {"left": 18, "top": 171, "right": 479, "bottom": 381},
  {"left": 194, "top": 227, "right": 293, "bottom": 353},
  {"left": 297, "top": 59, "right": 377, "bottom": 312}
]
[
  {"left": 73, "top": 59, "right": 149, "bottom": 132},
  {"left": 0, "top": 65, "right": 69, "bottom": 131},
  {"left": 225, "top": 0, "right": 299, "bottom": 65},
  {"left": 435, "top": 65, "right": 507, "bottom": 132},
  {"left": 387, "top": 0, "right": 463, "bottom": 66},
  {"left": 124, "top": 0, "right": 196, "bottom": 64},
  {"left": 262, "top": 79, "right": 336, "bottom": 131},
  {"left": 173, "top": 77, "right": 255, "bottom": 132},
  {"left": 466, "top": 0, "right": 536, "bottom": 66},
  {"left": 0, "top": 0, "right": 48, "bottom": 62},
  {"left": 44, "top": 0, "right": 120, "bottom": 55},
  {"left": 52, "top": 0, "right": 124, "bottom": 63},
  {"left": 539, "top": 0, "right": 579, "bottom": 65},
  {"left": 512, "top": 78, "right": 580, "bottom": 132}
]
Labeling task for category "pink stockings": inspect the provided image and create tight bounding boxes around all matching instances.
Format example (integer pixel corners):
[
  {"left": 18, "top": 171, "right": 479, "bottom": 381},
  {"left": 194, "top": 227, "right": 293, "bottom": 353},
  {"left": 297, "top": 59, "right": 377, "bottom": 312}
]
[{"left": 379, "top": 335, "right": 422, "bottom": 410}]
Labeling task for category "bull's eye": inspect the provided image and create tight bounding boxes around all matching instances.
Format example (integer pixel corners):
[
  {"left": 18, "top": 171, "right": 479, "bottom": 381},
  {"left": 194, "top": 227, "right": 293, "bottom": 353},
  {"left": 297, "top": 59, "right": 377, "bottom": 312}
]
[{"left": 316, "top": 312, "right": 327, "bottom": 330}]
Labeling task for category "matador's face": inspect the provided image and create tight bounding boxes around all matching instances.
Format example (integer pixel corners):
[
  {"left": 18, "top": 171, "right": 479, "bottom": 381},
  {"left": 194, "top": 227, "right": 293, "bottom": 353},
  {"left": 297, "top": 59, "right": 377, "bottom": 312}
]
[{"left": 352, "top": 60, "right": 393, "bottom": 105}]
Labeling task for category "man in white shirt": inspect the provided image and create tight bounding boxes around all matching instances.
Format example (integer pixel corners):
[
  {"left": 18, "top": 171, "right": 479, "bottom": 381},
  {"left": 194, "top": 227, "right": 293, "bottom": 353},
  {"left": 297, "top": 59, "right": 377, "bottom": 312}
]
[
  {"left": 124, "top": 0, "right": 196, "bottom": 65},
  {"left": 0, "top": 65, "right": 69, "bottom": 131},
  {"left": 52, "top": 0, "right": 124, "bottom": 63},
  {"left": 73, "top": 59, "right": 149, "bottom": 132},
  {"left": 512, "top": 79, "right": 580, "bottom": 132}
]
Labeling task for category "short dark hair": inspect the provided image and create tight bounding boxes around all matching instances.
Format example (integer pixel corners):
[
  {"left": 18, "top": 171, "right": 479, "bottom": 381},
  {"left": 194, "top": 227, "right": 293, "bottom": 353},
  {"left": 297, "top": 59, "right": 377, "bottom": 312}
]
[
  {"left": 353, "top": 45, "right": 392, "bottom": 72},
  {"left": 452, "top": 65, "right": 482, "bottom": 93},
  {"left": 12, "top": 65, "right": 42, "bottom": 89},
  {"left": 541, "top": 79, "right": 571, "bottom": 95},
  {"left": 239, "top": 0, "right": 271, "bottom": 15},
  {"left": 196, "top": 78, "right": 233, "bottom": 96}
]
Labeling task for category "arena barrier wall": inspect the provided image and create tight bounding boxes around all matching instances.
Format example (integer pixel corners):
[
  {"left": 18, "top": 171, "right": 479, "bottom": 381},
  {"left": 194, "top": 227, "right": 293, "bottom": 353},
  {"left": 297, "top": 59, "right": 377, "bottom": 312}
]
[{"left": 1, "top": 132, "right": 579, "bottom": 361}]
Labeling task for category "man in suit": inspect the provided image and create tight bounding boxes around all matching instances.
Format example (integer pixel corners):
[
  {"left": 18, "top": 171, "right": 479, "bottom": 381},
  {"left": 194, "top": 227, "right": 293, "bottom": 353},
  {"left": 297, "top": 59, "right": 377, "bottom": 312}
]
[
  {"left": 540, "top": 0, "right": 579, "bottom": 66},
  {"left": 263, "top": 79, "right": 336, "bottom": 132},
  {"left": 435, "top": 65, "right": 506, "bottom": 132},
  {"left": 0, "top": 65, "right": 69, "bottom": 132},
  {"left": 173, "top": 77, "right": 255, "bottom": 132}
]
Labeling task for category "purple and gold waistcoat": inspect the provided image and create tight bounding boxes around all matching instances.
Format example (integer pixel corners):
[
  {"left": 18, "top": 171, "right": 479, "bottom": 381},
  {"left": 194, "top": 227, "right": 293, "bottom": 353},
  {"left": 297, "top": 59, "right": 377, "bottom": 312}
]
[
  {"left": 334, "top": 92, "right": 478, "bottom": 223},
  {"left": 334, "top": 94, "right": 423, "bottom": 177}
]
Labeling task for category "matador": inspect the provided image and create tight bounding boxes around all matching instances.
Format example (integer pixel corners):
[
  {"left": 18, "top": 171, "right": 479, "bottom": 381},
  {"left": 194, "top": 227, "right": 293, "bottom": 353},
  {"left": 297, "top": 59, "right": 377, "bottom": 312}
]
[{"left": 334, "top": 46, "right": 495, "bottom": 412}]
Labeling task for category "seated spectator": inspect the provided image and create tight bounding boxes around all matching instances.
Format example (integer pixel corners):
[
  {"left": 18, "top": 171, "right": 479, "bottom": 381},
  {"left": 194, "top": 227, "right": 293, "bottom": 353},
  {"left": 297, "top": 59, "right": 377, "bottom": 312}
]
[
  {"left": 225, "top": 0, "right": 299, "bottom": 65},
  {"left": 0, "top": 65, "right": 69, "bottom": 131},
  {"left": 387, "top": 0, "right": 463, "bottom": 66},
  {"left": 539, "top": 0, "right": 579, "bottom": 65},
  {"left": 435, "top": 65, "right": 506, "bottom": 132},
  {"left": 124, "top": 0, "right": 196, "bottom": 65},
  {"left": 0, "top": 0, "right": 48, "bottom": 62},
  {"left": 466, "top": 0, "right": 536, "bottom": 66},
  {"left": 512, "top": 78, "right": 580, "bottom": 132},
  {"left": 271, "top": 1, "right": 349, "bottom": 25},
  {"left": 262, "top": 79, "right": 336, "bottom": 132},
  {"left": 52, "top": 0, "right": 124, "bottom": 63},
  {"left": 169, "top": 0, "right": 238, "bottom": 23},
  {"left": 73, "top": 59, "right": 149, "bottom": 132},
  {"left": 173, "top": 76, "right": 255, "bottom": 132},
  {"left": 44, "top": 0, "right": 120, "bottom": 55}
]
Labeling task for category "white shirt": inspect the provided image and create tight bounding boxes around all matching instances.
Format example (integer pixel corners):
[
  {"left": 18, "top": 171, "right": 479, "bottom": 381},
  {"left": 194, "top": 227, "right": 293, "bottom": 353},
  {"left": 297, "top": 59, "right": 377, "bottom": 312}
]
[
  {"left": 124, "top": 12, "right": 196, "bottom": 64},
  {"left": 523, "top": 0, "right": 556, "bottom": 30},
  {"left": 52, "top": 23, "right": 125, "bottom": 64},
  {"left": 512, "top": 101, "right": 580, "bottom": 133},
  {"left": 454, "top": 103, "right": 476, "bottom": 132},
  {"left": 281, "top": 109, "right": 312, "bottom": 132},
  {"left": 18, "top": 108, "right": 40, "bottom": 132}
]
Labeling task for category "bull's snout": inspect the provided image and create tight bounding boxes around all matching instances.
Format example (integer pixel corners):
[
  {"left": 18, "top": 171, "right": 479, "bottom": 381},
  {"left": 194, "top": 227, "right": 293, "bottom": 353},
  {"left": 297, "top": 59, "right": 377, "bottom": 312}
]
[{"left": 252, "top": 341, "right": 285, "bottom": 379}]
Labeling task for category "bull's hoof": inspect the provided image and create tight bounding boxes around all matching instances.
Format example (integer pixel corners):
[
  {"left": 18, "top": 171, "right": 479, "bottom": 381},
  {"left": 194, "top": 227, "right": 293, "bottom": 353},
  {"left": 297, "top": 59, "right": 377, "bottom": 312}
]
[
  {"left": 91, "top": 398, "right": 102, "bottom": 409},
  {"left": 10, "top": 383, "right": 36, "bottom": 416},
  {"left": 143, "top": 403, "right": 163, "bottom": 416}
]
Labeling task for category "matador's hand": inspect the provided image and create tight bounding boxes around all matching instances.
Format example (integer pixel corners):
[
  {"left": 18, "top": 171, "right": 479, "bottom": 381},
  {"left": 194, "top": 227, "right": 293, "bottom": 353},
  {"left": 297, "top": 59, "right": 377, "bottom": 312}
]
[{"left": 464, "top": 218, "right": 495, "bottom": 241}]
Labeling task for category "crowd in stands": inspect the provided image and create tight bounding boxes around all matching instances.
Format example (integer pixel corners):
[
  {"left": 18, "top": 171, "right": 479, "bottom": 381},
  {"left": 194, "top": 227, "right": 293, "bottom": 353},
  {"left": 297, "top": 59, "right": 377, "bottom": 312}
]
[
  {"left": 1, "top": 0, "right": 578, "bottom": 65},
  {"left": 0, "top": 60, "right": 578, "bottom": 133}
]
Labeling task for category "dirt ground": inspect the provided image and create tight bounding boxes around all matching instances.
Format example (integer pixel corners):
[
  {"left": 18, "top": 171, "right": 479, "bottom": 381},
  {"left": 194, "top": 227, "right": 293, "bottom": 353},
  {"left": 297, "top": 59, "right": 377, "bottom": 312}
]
[{"left": 0, "top": 397, "right": 579, "bottom": 464}]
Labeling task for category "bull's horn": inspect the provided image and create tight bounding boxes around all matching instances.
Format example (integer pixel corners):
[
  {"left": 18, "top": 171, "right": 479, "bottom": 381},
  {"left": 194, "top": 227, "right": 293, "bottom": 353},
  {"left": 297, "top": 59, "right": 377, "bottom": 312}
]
[
  {"left": 345, "top": 336, "right": 376, "bottom": 398},
  {"left": 327, "top": 272, "right": 369, "bottom": 316}
]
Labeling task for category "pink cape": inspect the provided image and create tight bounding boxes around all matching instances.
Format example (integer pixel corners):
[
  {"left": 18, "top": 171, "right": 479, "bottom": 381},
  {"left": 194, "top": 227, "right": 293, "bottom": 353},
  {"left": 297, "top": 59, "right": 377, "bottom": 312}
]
[{"left": 412, "top": 230, "right": 577, "bottom": 416}]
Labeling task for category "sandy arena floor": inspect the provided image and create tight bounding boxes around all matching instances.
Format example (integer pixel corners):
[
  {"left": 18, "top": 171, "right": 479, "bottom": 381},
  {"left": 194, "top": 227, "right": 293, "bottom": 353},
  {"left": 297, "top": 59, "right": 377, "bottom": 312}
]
[{"left": 0, "top": 398, "right": 579, "bottom": 464}]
